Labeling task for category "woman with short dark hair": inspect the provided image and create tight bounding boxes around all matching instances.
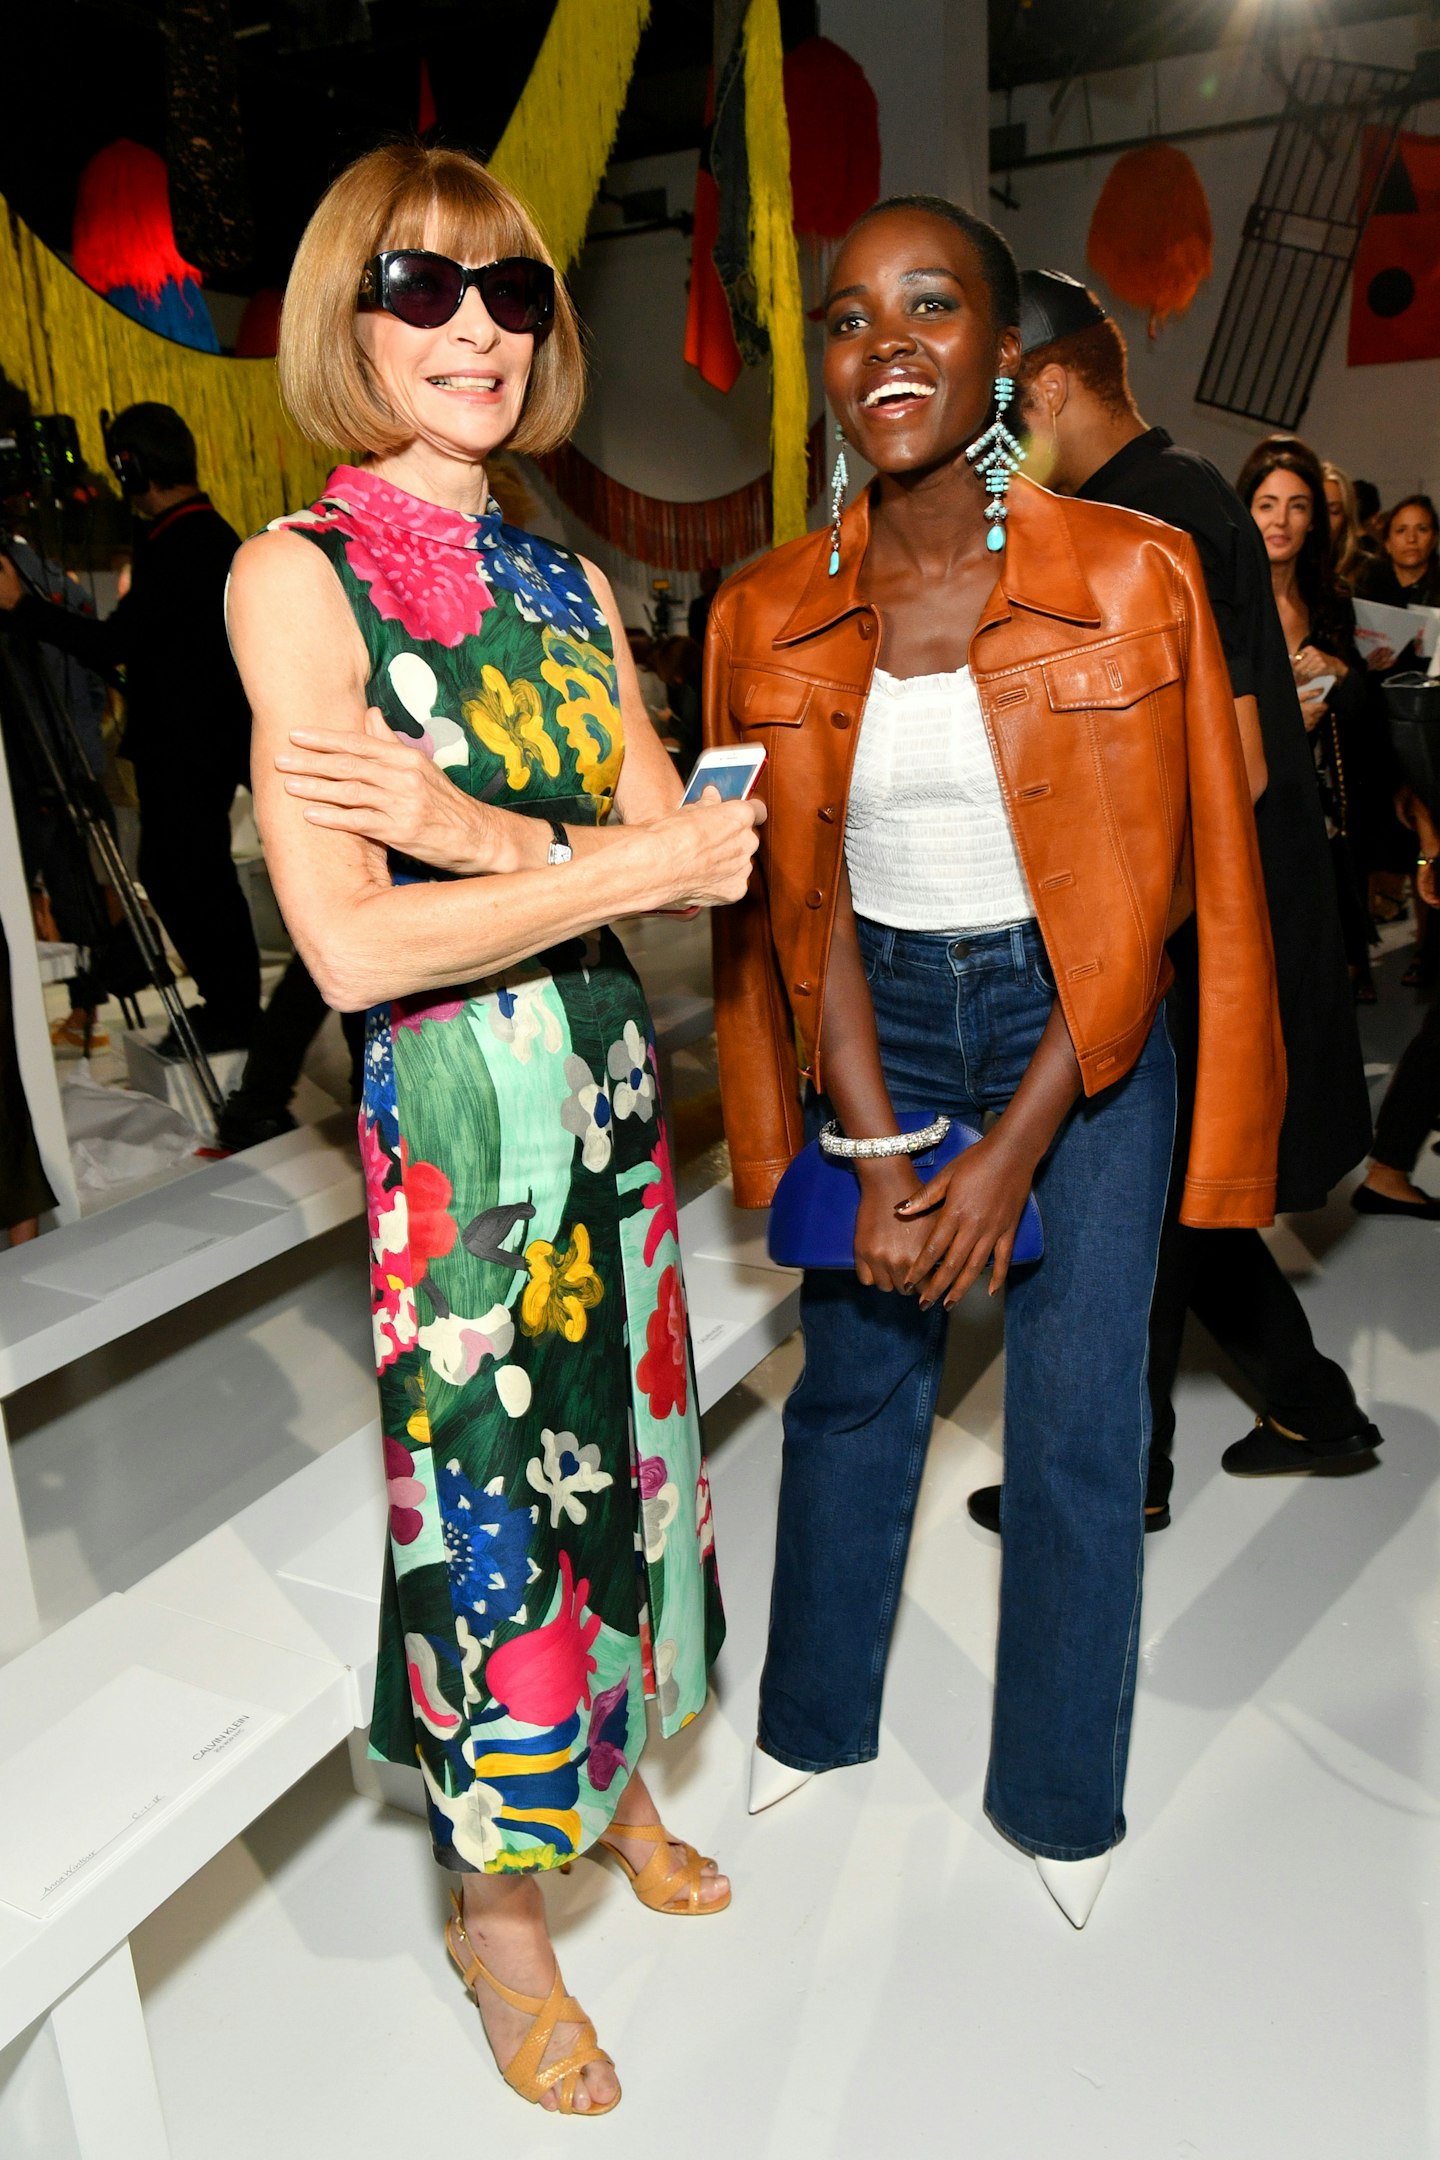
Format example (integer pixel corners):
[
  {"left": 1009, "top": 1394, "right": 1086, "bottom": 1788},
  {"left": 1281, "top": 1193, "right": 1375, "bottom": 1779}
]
[{"left": 709, "top": 194, "right": 1283, "bottom": 1928}]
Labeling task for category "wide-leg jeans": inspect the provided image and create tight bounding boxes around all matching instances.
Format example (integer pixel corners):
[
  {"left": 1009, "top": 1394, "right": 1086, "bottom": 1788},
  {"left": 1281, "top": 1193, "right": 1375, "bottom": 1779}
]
[{"left": 757, "top": 916, "right": 1176, "bottom": 1859}]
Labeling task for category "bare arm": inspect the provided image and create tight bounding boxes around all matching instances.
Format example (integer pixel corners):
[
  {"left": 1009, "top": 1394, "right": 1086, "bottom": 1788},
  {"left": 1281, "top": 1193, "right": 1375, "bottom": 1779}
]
[
  {"left": 228, "top": 530, "right": 760, "bottom": 1009},
  {"left": 271, "top": 554, "right": 686, "bottom": 875}
]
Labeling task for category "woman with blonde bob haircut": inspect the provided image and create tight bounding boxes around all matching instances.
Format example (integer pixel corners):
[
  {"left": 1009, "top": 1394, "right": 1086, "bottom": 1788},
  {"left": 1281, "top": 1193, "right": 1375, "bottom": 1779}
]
[{"left": 228, "top": 142, "right": 764, "bottom": 2118}]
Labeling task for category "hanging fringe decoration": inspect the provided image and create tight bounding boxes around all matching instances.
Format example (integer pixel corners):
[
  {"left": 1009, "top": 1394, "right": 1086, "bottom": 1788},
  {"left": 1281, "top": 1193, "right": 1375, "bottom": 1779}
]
[
  {"left": 72, "top": 141, "right": 199, "bottom": 305},
  {"left": 534, "top": 420, "right": 825, "bottom": 571},
  {"left": 1087, "top": 144, "right": 1213, "bottom": 336},
  {"left": 742, "top": 0, "right": 811, "bottom": 547},
  {"left": 489, "top": 0, "right": 652, "bottom": 273},
  {"left": 0, "top": 193, "right": 330, "bottom": 537}
]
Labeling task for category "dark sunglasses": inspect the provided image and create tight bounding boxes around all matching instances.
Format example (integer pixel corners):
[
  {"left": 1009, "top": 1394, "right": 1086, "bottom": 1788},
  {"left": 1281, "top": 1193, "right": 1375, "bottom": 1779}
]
[{"left": 357, "top": 250, "right": 555, "bottom": 335}]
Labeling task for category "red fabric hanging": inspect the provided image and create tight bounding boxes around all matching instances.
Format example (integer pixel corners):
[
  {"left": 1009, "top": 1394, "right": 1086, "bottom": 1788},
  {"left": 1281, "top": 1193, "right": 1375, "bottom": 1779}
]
[
  {"left": 72, "top": 139, "right": 201, "bottom": 304},
  {"left": 1349, "top": 128, "right": 1440, "bottom": 367},
  {"left": 783, "top": 36, "right": 881, "bottom": 238},
  {"left": 534, "top": 421, "right": 825, "bottom": 572},
  {"left": 685, "top": 70, "right": 744, "bottom": 395}
]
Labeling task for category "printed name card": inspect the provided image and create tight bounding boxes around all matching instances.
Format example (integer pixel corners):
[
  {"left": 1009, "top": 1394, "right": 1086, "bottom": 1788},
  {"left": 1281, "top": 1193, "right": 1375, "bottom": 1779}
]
[{"left": 0, "top": 1666, "right": 279, "bottom": 1919}]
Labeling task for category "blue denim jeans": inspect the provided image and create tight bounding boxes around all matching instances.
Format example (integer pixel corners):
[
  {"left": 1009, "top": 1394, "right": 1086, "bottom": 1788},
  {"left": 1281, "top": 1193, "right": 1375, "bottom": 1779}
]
[{"left": 758, "top": 917, "right": 1176, "bottom": 1860}]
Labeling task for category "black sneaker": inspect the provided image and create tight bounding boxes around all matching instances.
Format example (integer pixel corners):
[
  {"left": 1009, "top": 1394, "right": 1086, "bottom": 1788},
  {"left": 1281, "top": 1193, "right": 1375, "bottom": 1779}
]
[
  {"left": 1220, "top": 1414, "right": 1383, "bottom": 1477},
  {"left": 216, "top": 1093, "right": 299, "bottom": 1151},
  {"left": 966, "top": 1484, "right": 1171, "bottom": 1535},
  {"left": 153, "top": 1008, "right": 256, "bottom": 1061}
]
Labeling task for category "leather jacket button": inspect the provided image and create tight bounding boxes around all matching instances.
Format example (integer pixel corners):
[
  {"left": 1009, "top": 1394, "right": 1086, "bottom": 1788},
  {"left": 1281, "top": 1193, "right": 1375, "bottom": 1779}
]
[
  {"left": 818, "top": 804, "right": 836, "bottom": 823},
  {"left": 830, "top": 708, "right": 849, "bottom": 729},
  {"left": 857, "top": 617, "right": 876, "bottom": 641},
  {"left": 805, "top": 888, "right": 824, "bottom": 909},
  {"left": 792, "top": 979, "right": 812, "bottom": 997}
]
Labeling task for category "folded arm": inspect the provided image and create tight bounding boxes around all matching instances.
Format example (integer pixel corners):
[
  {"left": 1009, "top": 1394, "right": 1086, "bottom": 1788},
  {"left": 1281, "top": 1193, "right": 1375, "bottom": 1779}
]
[{"left": 228, "top": 531, "right": 760, "bottom": 1009}]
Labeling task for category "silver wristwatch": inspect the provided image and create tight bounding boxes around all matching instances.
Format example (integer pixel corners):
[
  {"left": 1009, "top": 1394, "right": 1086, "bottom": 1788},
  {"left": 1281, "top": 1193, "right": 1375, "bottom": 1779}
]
[{"left": 545, "top": 818, "right": 572, "bottom": 866}]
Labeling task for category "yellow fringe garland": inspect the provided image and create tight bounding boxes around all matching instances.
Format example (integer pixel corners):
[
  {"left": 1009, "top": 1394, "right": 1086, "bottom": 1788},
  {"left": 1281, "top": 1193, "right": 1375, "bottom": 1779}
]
[
  {"left": 742, "top": 0, "right": 810, "bottom": 548},
  {"left": 491, "top": 0, "right": 652, "bottom": 273},
  {"left": 0, "top": 195, "right": 331, "bottom": 539}
]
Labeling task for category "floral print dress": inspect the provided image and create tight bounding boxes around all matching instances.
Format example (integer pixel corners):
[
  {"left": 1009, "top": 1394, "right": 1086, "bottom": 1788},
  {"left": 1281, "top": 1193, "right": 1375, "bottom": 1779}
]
[{"left": 272, "top": 466, "right": 723, "bottom": 1875}]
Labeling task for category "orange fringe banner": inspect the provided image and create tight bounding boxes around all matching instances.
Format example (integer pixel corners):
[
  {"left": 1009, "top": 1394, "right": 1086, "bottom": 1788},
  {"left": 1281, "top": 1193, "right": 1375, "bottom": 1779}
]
[{"left": 535, "top": 419, "right": 823, "bottom": 571}]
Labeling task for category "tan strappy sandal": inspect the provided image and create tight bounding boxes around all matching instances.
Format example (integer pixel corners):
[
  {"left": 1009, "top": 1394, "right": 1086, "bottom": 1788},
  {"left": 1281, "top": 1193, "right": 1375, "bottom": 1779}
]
[
  {"left": 444, "top": 1891, "right": 619, "bottom": 2116},
  {"left": 594, "top": 1821, "right": 732, "bottom": 1915}
]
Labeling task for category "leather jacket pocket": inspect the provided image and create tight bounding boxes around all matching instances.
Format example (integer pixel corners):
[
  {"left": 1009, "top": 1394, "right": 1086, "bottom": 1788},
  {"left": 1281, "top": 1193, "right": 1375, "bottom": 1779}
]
[
  {"left": 730, "top": 667, "right": 814, "bottom": 730},
  {"left": 1041, "top": 627, "right": 1180, "bottom": 712}
]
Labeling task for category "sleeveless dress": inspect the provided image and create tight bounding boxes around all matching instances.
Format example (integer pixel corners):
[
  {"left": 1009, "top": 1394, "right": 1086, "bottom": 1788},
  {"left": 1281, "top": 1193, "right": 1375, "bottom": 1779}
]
[{"left": 271, "top": 466, "right": 724, "bottom": 1875}]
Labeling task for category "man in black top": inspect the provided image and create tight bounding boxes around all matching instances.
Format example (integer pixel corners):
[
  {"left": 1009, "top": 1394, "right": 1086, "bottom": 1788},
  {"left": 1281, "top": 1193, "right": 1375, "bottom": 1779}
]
[
  {"left": 0, "top": 403, "right": 260, "bottom": 1053},
  {"left": 970, "top": 273, "right": 1376, "bottom": 1531}
]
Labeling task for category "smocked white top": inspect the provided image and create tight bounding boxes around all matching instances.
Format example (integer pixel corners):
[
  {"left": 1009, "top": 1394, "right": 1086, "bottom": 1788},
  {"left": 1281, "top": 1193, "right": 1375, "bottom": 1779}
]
[{"left": 843, "top": 665, "right": 1034, "bottom": 931}]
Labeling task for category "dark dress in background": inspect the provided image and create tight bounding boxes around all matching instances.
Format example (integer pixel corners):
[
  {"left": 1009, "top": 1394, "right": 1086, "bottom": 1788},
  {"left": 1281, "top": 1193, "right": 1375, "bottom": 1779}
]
[{"left": 1077, "top": 430, "right": 1374, "bottom": 1493}]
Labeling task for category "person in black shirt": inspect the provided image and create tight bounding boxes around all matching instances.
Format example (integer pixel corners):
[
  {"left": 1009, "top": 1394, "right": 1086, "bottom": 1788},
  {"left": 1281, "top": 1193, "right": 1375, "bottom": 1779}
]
[
  {"left": 686, "top": 563, "right": 722, "bottom": 646},
  {"left": 0, "top": 403, "right": 260, "bottom": 1053},
  {"left": 968, "top": 272, "right": 1376, "bottom": 1531}
]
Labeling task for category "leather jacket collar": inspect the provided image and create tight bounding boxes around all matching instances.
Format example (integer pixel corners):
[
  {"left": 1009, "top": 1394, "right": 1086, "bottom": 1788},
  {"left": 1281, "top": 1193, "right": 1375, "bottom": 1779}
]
[{"left": 773, "top": 472, "right": 1103, "bottom": 649}]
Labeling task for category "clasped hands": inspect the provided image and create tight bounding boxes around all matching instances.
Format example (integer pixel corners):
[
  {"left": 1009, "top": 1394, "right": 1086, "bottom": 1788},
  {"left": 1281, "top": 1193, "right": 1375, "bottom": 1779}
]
[{"left": 852, "top": 1127, "right": 1037, "bottom": 1310}]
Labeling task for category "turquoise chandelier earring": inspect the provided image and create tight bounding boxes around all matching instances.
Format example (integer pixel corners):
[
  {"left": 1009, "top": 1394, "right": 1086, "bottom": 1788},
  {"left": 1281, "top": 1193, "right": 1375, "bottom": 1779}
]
[
  {"left": 828, "top": 424, "right": 849, "bottom": 576},
  {"left": 965, "top": 375, "right": 1024, "bottom": 553}
]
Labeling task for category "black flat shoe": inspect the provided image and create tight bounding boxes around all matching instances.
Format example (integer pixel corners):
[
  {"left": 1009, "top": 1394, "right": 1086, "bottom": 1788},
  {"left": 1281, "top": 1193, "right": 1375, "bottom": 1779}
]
[
  {"left": 1221, "top": 1414, "right": 1383, "bottom": 1478},
  {"left": 1351, "top": 1184, "right": 1440, "bottom": 1220},
  {"left": 966, "top": 1484, "right": 1170, "bottom": 1535}
]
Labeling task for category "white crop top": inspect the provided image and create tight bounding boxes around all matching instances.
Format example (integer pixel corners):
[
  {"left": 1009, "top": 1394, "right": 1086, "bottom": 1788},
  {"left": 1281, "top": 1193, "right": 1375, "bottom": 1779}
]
[{"left": 843, "top": 665, "right": 1034, "bottom": 932}]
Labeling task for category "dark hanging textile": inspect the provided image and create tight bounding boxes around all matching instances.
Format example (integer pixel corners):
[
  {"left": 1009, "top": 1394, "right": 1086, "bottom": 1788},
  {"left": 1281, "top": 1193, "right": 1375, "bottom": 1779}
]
[
  {"left": 165, "top": 0, "right": 255, "bottom": 279},
  {"left": 709, "top": 0, "right": 768, "bottom": 366}
]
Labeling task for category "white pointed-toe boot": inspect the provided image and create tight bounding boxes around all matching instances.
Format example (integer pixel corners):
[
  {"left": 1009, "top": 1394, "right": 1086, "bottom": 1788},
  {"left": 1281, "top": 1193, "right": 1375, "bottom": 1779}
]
[
  {"left": 1035, "top": 1851, "right": 1111, "bottom": 1929},
  {"left": 748, "top": 1742, "right": 814, "bottom": 1815}
]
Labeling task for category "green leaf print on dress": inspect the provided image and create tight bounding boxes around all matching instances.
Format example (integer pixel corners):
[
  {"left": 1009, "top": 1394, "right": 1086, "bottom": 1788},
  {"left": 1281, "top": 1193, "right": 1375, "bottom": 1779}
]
[{"left": 273, "top": 465, "right": 724, "bottom": 1876}]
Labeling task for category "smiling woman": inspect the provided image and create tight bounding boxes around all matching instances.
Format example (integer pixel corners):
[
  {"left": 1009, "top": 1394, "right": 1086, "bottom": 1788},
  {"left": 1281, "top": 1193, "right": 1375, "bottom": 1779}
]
[
  {"left": 706, "top": 192, "right": 1284, "bottom": 1931},
  {"left": 224, "top": 141, "right": 767, "bottom": 2119}
]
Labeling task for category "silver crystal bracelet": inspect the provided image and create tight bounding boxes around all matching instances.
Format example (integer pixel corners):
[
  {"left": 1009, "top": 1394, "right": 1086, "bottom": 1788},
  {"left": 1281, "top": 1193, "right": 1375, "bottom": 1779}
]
[{"left": 817, "top": 1114, "right": 951, "bottom": 1160}]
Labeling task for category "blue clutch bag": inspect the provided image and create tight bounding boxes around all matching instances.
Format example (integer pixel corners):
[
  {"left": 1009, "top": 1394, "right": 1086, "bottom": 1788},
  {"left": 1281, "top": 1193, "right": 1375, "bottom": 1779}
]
[{"left": 766, "top": 1112, "right": 1045, "bottom": 1273}]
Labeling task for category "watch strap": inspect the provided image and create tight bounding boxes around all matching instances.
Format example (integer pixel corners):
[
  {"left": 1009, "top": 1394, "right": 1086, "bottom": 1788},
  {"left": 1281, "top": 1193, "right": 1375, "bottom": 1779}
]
[{"left": 545, "top": 818, "right": 572, "bottom": 865}]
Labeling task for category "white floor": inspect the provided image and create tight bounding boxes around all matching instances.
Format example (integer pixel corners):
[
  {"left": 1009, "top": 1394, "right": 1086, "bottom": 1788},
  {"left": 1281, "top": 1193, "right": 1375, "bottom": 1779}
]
[{"left": 5, "top": 934, "right": 1440, "bottom": 2157}]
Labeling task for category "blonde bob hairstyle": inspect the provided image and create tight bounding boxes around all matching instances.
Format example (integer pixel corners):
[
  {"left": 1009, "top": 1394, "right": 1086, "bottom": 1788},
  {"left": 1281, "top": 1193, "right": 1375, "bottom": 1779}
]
[{"left": 278, "top": 142, "right": 585, "bottom": 459}]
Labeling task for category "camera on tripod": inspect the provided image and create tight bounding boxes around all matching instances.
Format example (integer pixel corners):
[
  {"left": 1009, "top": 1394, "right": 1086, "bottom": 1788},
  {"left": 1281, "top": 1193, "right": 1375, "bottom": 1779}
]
[{"left": 0, "top": 414, "right": 84, "bottom": 507}]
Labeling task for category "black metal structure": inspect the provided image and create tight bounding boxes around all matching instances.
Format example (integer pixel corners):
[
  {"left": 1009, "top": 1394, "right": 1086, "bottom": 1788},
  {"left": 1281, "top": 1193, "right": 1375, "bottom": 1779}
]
[{"left": 1195, "top": 54, "right": 1414, "bottom": 430}]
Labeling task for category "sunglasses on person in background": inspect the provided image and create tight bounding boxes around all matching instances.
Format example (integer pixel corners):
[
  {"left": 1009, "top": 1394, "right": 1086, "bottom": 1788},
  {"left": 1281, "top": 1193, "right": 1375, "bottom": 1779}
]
[{"left": 357, "top": 251, "right": 556, "bottom": 334}]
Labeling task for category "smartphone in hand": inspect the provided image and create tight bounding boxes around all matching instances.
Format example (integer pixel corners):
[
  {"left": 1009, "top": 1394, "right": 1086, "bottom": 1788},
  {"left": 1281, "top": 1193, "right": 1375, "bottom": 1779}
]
[{"left": 680, "top": 743, "right": 767, "bottom": 804}]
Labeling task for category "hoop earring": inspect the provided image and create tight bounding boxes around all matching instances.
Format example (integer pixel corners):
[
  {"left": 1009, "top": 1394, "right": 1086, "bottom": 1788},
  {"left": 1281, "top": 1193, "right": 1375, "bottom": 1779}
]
[
  {"left": 828, "top": 425, "right": 849, "bottom": 576},
  {"left": 965, "top": 376, "right": 1024, "bottom": 553}
]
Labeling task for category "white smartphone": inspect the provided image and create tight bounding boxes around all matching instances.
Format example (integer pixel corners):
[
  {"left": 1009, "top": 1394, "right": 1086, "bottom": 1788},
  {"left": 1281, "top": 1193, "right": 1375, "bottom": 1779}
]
[{"left": 680, "top": 743, "right": 767, "bottom": 805}]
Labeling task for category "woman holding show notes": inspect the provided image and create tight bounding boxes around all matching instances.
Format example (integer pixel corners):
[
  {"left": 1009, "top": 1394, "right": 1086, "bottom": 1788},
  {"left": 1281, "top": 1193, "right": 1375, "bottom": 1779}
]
[
  {"left": 1238, "top": 436, "right": 1395, "bottom": 993},
  {"left": 227, "top": 143, "right": 763, "bottom": 2118}
]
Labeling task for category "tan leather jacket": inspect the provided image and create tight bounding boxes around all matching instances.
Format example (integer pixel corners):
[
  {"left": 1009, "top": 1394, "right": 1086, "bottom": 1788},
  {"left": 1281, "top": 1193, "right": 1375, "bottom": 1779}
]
[{"left": 705, "top": 475, "right": 1285, "bottom": 1228}]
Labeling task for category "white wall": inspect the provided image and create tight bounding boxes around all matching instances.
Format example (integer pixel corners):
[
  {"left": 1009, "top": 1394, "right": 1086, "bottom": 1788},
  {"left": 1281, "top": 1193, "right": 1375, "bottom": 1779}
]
[{"left": 990, "top": 12, "right": 1440, "bottom": 506}]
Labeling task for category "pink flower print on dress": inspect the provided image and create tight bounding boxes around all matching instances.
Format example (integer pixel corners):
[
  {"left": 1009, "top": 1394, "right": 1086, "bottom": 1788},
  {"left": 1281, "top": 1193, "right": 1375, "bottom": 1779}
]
[
  {"left": 383, "top": 1433, "right": 426, "bottom": 1545},
  {"left": 641, "top": 1128, "right": 680, "bottom": 1268},
  {"left": 330, "top": 497, "right": 494, "bottom": 647},
  {"left": 485, "top": 1549, "right": 601, "bottom": 1723},
  {"left": 395, "top": 991, "right": 468, "bottom": 1032}
]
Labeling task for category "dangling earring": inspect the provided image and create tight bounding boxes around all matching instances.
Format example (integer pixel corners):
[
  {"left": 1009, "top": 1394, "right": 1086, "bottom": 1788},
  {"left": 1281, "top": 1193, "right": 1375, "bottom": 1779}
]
[
  {"left": 965, "top": 376, "right": 1024, "bottom": 553},
  {"left": 828, "top": 425, "right": 849, "bottom": 576}
]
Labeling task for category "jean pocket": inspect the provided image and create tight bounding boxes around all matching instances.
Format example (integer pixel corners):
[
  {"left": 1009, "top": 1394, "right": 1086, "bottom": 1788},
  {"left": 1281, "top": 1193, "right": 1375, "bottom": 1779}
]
[{"left": 1030, "top": 949, "right": 1057, "bottom": 997}]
